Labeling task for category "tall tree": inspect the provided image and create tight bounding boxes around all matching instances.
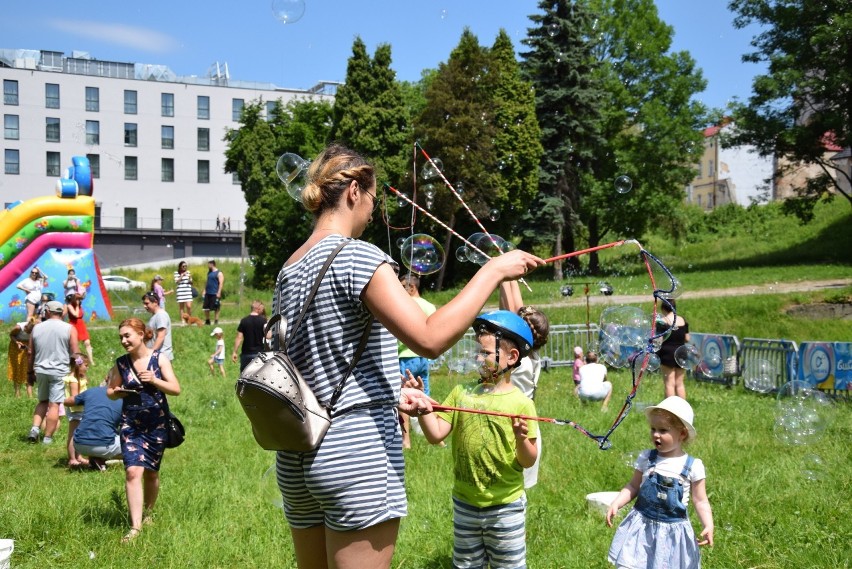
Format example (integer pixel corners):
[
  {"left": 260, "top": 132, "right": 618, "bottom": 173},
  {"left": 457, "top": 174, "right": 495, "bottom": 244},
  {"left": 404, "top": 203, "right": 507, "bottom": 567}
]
[
  {"left": 521, "top": 0, "right": 605, "bottom": 277},
  {"left": 727, "top": 0, "right": 851, "bottom": 220},
  {"left": 224, "top": 98, "right": 333, "bottom": 287},
  {"left": 580, "top": 0, "right": 707, "bottom": 272}
]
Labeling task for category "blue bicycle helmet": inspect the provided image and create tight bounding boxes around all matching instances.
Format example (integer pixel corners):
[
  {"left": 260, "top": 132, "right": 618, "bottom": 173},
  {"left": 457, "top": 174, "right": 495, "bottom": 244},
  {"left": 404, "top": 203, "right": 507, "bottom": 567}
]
[{"left": 474, "top": 310, "right": 534, "bottom": 358}]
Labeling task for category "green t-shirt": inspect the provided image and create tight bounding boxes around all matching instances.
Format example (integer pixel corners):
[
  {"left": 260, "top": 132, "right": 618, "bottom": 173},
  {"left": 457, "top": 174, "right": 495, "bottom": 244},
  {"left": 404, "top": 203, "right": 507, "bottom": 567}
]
[
  {"left": 437, "top": 382, "right": 539, "bottom": 507},
  {"left": 398, "top": 297, "right": 437, "bottom": 358}
]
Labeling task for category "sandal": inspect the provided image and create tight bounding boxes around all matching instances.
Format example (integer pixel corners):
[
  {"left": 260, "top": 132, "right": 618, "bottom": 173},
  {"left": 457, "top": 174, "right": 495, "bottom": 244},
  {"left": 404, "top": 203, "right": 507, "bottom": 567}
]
[
  {"left": 121, "top": 527, "right": 141, "bottom": 543},
  {"left": 142, "top": 511, "right": 155, "bottom": 526}
]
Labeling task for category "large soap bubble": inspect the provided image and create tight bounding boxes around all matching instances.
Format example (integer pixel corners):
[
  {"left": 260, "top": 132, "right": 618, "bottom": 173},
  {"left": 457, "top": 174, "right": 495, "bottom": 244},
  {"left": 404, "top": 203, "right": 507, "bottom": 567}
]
[
  {"left": 744, "top": 359, "right": 776, "bottom": 393},
  {"left": 276, "top": 153, "right": 310, "bottom": 202},
  {"left": 420, "top": 158, "right": 443, "bottom": 182},
  {"left": 614, "top": 175, "right": 633, "bottom": 194},
  {"left": 600, "top": 306, "right": 651, "bottom": 350},
  {"left": 674, "top": 343, "right": 701, "bottom": 370},
  {"left": 272, "top": 0, "right": 306, "bottom": 24},
  {"left": 773, "top": 381, "right": 834, "bottom": 445},
  {"left": 400, "top": 234, "right": 445, "bottom": 276},
  {"left": 447, "top": 338, "right": 479, "bottom": 374},
  {"left": 260, "top": 464, "right": 283, "bottom": 508},
  {"left": 463, "top": 233, "right": 515, "bottom": 265}
]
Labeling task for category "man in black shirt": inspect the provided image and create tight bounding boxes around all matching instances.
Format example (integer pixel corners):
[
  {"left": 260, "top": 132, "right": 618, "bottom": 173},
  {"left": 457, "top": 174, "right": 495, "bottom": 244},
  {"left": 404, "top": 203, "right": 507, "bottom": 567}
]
[{"left": 232, "top": 300, "right": 268, "bottom": 372}]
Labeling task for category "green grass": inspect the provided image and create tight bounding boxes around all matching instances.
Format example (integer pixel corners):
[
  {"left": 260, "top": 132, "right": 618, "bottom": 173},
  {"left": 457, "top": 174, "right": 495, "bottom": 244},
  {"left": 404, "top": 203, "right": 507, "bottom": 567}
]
[{"left": 1, "top": 199, "right": 850, "bottom": 567}]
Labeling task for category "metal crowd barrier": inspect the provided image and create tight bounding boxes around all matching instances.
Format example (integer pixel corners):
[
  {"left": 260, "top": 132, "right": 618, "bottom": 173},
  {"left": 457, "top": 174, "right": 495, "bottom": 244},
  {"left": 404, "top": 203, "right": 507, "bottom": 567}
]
[{"left": 738, "top": 337, "right": 799, "bottom": 393}]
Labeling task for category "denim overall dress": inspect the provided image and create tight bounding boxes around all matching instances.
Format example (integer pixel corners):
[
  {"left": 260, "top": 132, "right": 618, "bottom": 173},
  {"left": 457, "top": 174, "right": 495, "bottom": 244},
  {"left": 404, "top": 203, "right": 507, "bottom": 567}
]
[{"left": 608, "top": 450, "right": 701, "bottom": 569}]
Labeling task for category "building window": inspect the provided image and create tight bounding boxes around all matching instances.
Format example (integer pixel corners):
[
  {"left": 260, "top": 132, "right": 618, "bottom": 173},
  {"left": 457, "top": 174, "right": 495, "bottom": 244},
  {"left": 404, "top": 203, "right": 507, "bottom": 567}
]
[
  {"left": 46, "top": 151, "right": 61, "bottom": 176},
  {"left": 87, "top": 154, "right": 100, "bottom": 178},
  {"left": 265, "top": 100, "right": 277, "bottom": 120},
  {"left": 94, "top": 205, "right": 101, "bottom": 229},
  {"left": 85, "top": 86, "right": 99, "bottom": 112},
  {"left": 197, "top": 160, "right": 210, "bottom": 183},
  {"left": 5, "top": 149, "right": 20, "bottom": 174},
  {"left": 85, "top": 120, "right": 100, "bottom": 145},
  {"left": 161, "top": 125, "right": 174, "bottom": 149},
  {"left": 708, "top": 160, "right": 714, "bottom": 177},
  {"left": 3, "top": 80, "right": 19, "bottom": 105},
  {"left": 4, "top": 114, "right": 19, "bottom": 140},
  {"left": 197, "top": 95, "right": 210, "bottom": 120},
  {"left": 124, "top": 207, "right": 138, "bottom": 230},
  {"left": 162, "top": 158, "right": 174, "bottom": 182},
  {"left": 46, "top": 117, "right": 60, "bottom": 142},
  {"left": 125, "top": 156, "right": 138, "bottom": 181},
  {"left": 45, "top": 83, "right": 60, "bottom": 109},
  {"left": 197, "top": 127, "right": 210, "bottom": 151},
  {"left": 161, "top": 93, "right": 174, "bottom": 117},
  {"left": 696, "top": 161, "right": 702, "bottom": 176},
  {"left": 161, "top": 209, "right": 174, "bottom": 231},
  {"left": 124, "top": 123, "right": 137, "bottom": 147},
  {"left": 232, "top": 98, "right": 244, "bottom": 121},
  {"left": 124, "top": 90, "right": 137, "bottom": 114},
  {"left": 232, "top": 171, "right": 240, "bottom": 185}
]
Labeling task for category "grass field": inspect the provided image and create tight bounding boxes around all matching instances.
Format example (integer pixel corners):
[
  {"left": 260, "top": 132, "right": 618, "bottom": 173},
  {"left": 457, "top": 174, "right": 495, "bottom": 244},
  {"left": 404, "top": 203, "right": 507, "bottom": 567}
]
[{"left": 1, "top": 199, "right": 850, "bottom": 568}]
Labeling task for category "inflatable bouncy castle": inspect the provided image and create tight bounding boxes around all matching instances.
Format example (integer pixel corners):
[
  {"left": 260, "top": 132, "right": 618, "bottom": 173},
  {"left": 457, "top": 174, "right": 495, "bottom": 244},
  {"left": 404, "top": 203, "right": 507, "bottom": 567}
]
[{"left": 0, "top": 156, "right": 113, "bottom": 323}]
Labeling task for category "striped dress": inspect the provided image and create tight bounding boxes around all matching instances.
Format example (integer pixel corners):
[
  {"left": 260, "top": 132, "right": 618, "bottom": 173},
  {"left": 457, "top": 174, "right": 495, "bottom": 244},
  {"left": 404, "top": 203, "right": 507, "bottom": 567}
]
[
  {"left": 174, "top": 271, "right": 193, "bottom": 303},
  {"left": 272, "top": 235, "right": 405, "bottom": 531}
]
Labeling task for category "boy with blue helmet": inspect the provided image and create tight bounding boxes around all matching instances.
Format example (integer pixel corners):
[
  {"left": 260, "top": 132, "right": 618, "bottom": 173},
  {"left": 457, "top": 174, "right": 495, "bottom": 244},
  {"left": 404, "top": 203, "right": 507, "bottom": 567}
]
[{"left": 418, "top": 310, "right": 538, "bottom": 568}]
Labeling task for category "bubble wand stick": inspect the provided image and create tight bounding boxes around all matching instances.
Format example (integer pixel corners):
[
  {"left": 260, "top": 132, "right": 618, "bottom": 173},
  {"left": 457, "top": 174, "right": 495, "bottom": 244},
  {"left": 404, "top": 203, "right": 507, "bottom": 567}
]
[{"left": 542, "top": 240, "right": 631, "bottom": 264}]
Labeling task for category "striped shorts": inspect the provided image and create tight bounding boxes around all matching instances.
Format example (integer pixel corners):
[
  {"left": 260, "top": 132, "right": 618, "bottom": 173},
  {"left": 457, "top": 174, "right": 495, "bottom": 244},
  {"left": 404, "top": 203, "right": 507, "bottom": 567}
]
[
  {"left": 452, "top": 495, "right": 527, "bottom": 569},
  {"left": 276, "top": 405, "right": 407, "bottom": 531}
]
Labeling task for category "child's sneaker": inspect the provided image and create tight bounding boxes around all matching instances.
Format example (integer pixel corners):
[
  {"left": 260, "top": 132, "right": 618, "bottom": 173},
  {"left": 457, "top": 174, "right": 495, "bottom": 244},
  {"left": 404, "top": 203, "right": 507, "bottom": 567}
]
[
  {"left": 27, "top": 427, "right": 39, "bottom": 443},
  {"left": 42, "top": 436, "right": 54, "bottom": 445}
]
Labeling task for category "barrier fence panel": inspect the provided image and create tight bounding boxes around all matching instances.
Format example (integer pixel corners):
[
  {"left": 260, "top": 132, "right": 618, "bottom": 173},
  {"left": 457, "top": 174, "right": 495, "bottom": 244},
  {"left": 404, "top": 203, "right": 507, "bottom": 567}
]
[
  {"left": 687, "top": 333, "right": 742, "bottom": 387},
  {"left": 739, "top": 338, "right": 799, "bottom": 394}
]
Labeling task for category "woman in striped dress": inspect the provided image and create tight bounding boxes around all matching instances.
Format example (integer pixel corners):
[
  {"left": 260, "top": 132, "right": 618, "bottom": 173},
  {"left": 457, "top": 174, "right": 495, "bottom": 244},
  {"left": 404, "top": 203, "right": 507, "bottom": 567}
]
[
  {"left": 173, "top": 261, "right": 193, "bottom": 322},
  {"left": 272, "top": 144, "right": 543, "bottom": 569}
]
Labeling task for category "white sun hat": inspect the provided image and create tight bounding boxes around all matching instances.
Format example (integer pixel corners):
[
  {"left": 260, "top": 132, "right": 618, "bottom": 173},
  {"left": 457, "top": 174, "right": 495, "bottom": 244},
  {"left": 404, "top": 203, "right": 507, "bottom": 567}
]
[{"left": 644, "top": 396, "right": 696, "bottom": 441}]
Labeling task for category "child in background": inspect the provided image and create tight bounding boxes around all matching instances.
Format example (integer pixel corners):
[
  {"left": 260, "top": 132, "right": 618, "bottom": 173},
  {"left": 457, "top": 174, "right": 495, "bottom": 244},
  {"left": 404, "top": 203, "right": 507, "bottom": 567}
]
[
  {"left": 572, "top": 346, "right": 584, "bottom": 395},
  {"left": 606, "top": 396, "right": 714, "bottom": 569},
  {"left": 208, "top": 327, "right": 226, "bottom": 377},
  {"left": 418, "top": 310, "right": 538, "bottom": 569},
  {"left": 64, "top": 354, "right": 90, "bottom": 468}
]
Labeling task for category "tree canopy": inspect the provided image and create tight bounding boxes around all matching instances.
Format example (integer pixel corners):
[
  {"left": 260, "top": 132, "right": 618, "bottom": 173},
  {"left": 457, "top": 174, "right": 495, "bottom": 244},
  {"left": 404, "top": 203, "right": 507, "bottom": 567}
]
[{"left": 727, "top": 0, "right": 852, "bottom": 220}]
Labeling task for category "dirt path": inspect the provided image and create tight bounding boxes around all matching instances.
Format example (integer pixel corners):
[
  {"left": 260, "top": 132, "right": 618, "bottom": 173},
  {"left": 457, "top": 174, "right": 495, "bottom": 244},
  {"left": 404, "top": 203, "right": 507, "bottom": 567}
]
[{"left": 535, "top": 278, "right": 852, "bottom": 309}]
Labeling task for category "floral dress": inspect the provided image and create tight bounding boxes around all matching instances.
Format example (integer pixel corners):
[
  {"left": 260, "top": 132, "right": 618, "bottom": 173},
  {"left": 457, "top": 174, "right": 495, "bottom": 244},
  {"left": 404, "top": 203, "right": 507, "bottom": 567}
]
[{"left": 117, "top": 352, "right": 168, "bottom": 471}]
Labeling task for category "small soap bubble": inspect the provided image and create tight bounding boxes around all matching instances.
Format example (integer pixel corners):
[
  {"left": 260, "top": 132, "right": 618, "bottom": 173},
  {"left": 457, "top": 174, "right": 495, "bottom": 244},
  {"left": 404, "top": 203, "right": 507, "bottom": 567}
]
[
  {"left": 209, "top": 400, "right": 218, "bottom": 410},
  {"left": 276, "top": 153, "right": 310, "bottom": 202},
  {"left": 455, "top": 246, "right": 468, "bottom": 263},
  {"left": 547, "top": 23, "right": 560, "bottom": 37},
  {"left": 396, "top": 193, "right": 410, "bottom": 208},
  {"left": 744, "top": 359, "right": 776, "bottom": 393},
  {"left": 774, "top": 381, "right": 834, "bottom": 445},
  {"left": 400, "top": 234, "right": 445, "bottom": 276},
  {"left": 422, "top": 184, "right": 437, "bottom": 199},
  {"left": 464, "top": 233, "right": 514, "bottom": 265},
  {"left": 420, "top": 158, "right": 443, "bottom": 182},
  {"left": 396, "top": 237, "right": 406, "bottom": 250},
  {"left": 455, "top": 181, "right": 464, "bottom": 195},
  {"left": 614, "top": 175, "right": 633, "bottom": 194},
  {"left": 489, "top": 209, "right": 501, "bottom": 222},
  {"left": 674, "top": 343, "right": 701, "bottom": 370}
]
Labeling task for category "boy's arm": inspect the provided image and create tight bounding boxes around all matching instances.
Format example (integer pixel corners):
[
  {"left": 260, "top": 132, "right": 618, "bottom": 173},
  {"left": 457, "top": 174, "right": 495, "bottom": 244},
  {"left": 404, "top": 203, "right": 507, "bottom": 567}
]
[
  {"left": 512, "top": 417, "right": 538, "bottom": 468},
  {"left": 214, "top": 343, "right": 224, "bottom": 357},
  {"left": 417, "top": 413, "right": 453, "bottom": 445}
]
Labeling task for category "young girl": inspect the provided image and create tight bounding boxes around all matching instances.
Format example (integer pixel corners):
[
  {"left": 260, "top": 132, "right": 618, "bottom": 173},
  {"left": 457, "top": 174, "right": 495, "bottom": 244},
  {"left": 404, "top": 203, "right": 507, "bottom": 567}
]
[
  {"left": 150, "top": 275, "right": 172, "bottom": 309},
  {"left": 606, "top": 396, "right": 714, "bottom": 569},
  {"left": 64, "top": 354, "right": 90, "bottom": 468},
  {"left": 67, "top": 293, "right": 95, "bottom": 366},
  {"left": 207, "top": 327, "right": 225, "bottom": 377},
  {"left": 573, "top": 346, "right": 584, "bottom": 396}
]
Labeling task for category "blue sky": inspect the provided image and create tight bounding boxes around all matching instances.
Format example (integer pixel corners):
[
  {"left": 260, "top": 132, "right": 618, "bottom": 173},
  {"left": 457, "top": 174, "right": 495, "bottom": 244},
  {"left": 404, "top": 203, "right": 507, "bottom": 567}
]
[{"left": 2, "top": 0, "right": 766, "bottom": 110}]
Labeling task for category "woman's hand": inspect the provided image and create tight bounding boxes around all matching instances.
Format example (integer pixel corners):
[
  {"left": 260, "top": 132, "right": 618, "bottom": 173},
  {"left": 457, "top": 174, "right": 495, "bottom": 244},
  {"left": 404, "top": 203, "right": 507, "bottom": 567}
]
[
  {"left": 398, "top": 387, "right": 435, "bottom": 417},
  {"left": 137, "top": 369, "right": 156, "bottom": 384},
  {"left": 483, "top": 249, "right": 545, "bottom": 282}
]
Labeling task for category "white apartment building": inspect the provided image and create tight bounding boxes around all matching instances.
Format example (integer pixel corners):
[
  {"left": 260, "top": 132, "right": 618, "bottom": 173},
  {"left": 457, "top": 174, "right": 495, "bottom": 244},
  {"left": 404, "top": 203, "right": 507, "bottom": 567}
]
[{"left": 1, "top": 48, "right": 334, "bottom": 233}]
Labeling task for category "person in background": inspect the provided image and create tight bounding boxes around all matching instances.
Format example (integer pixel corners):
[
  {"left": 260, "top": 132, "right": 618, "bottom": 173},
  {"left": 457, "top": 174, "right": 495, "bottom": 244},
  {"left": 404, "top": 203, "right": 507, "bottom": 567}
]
[
  {"left": 64, "top": 268, "right": 84, "bottom": 299},
  {"left": 578, "top": 351, "right": 613, "bottom": 411},
  {"left": 8, "top": 318, "right": 37, "bottom": 398},
  {"left": 208, "top": 326, "right": 226, "bottom": 377},
  {"left": 397, "top": 273, "right": 437, "bottom": 449},
  {"left": 27, "top": 300, "right": 79, "bottom": 444},
  {"left": 499, "top": 279, "right": 550, "bottom": 489},
  {"left": 203, "top": 260, "right": 225, "bottom": 325},
  {"left": 107, "top": 318, "right": 181, "bottom": 543},
  {"left": 63, "top": 355, "right": 90, "bottom": 468},
  {"left": 66, "top": 293, "right": 95, "bottom": 366},
  {"left": 143, "top": 292, "right": 173, "bottom": 361},
  {"left": 572, "top": 346, "right": 584, "bottom": 396},
  {"left": 656, "top": 299, "right": 691, "bottom": 399},
  {"left": 150, "top": 275, "right": 172, "bottom": 310},
  {"left": 232, "top": 300, "right": 267, "bottom": 373},
  {"left": 17, "top": 267, "right": 47, "bottom": 320},
  {"left": 174, "top": 261, "right": 193, "bottom": 322},
  {"left": 63, "top": 381, "right": 123, "bottom": 471},
  {"left": 271, "top": 143, "right": 540, "bottom": 568}
]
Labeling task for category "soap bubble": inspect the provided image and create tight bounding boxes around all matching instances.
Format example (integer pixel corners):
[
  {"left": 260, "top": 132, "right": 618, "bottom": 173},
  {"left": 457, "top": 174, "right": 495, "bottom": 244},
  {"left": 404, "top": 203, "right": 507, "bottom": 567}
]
[
  {"left": 657, "top": 277, "right": 682, "bottom": 300},
  {"left": 629, "top": 350, "right": 661, "bottom": 373},
  {"left": 674, "top": 343, "right": 701, "bottom": 370},
  {"left": 260, "top": 465, "right": 283, "bottom": 508},
  {"left": 489, "top": 209, "right": 501, "bottom": 222},
  {"left": 422, "top": 184, "right": 437, "bottom": 199},
  {"left": 801, "top": 454, "right": 827, "bottom": 481},
  {"left": 209, "top": 400, "right": 219, "bottom": 410},
  {"left": 547, "top": 23, "right": 560, "bottom": 37},
  {"left": 744, "top": 359, "right": 776, "bottom": 393},
  {"left": 600, "top": 306, "right": 651, "bottom": 350},
  {"left": 447, "top": 338, "right": 479, "bottom": 374},
  {"left": 272, "top": 0, "right": 306, "bottom": 24},
  {"left": 420, "top": 158, "right": 443, "bottom": 181},
  {"left": 396, "top": 237, "right": 406, "bottom": 250},
  {"left": 621, "top": 449, "right": 641, "bottom": 469},
  {"left": 455, "top": 246, "right": 468, "bottom": 263},
  {"left": 400, "top": 234, "right": 445, "bottom": 276},
  {"left": 464, "top": 233, "right": 514, "bottom": 265},
  {"left": 773, "top": 381, "right": 834, "bottom": 445},
  {"left": 396, "top": 193, "right": 410, "bottom": 208},
  {"left": 455, "top": 181, "right": 464, "bottom": 195},
  {"left": 599, "top": 336, "right": 627, "bottom": 368},
  {"left": 276, "top": 153, "right": 310, "bottom": 202},
  {"left": 614, "top": 175, "right": 633, "bottom": 194}
]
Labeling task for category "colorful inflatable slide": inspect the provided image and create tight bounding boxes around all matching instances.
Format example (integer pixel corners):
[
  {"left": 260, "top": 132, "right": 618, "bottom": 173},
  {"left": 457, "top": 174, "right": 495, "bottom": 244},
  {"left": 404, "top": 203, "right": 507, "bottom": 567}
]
[{"left": 0, "top": 156, "right": 112, "bottom": 323}]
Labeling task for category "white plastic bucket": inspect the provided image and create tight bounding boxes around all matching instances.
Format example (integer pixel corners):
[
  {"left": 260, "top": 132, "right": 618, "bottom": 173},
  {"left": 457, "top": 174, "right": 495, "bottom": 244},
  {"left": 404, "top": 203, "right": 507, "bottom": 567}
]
[{"left": 0, "top": 539, "right": 14, "bottom": 569}]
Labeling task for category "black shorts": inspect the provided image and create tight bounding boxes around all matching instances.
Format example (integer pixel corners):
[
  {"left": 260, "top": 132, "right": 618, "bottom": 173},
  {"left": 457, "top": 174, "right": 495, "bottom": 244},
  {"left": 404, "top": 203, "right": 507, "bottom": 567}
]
[{"left": 203, "top": 294, "right": 220, "bottom": 310}]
